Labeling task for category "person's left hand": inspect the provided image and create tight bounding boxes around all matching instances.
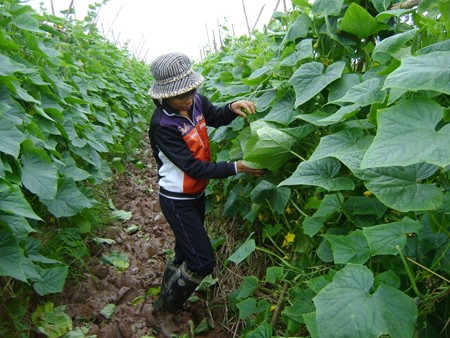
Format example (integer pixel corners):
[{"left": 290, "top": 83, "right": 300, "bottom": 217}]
[{"left": 230, "top": 100, "right": 256, "bottom": 118}]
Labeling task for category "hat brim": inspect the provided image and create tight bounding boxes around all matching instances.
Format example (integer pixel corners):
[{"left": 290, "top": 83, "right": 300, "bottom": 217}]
[{"left": 148, "top": 71, "right": 205, "bottom": 99}]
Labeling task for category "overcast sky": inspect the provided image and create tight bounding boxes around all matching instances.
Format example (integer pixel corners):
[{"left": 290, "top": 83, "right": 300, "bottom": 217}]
[{"left": 27, "top": 0, "right": 290, "bottom": 62}]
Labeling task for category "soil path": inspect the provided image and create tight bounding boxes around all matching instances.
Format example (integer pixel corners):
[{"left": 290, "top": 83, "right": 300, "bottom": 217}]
[{"left": 58, "top": 135, "right": 228, "bottom": 338}]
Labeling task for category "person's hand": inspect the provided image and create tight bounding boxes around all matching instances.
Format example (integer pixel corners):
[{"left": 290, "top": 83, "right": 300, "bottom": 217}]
[
  {"left": 230, "top": 100, "right": 256, "bottom": 118},
  {"left": 236, "top": 162, "right": 267, "bottom": 176}
]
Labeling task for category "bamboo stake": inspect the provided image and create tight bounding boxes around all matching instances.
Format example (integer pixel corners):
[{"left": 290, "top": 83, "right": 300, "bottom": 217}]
[
  {"left": 49, "top": 0, "right": 55, "bottom": 15},
  {"left": 390, "top": 0, "right": 421, "bottom": 9},
  {"left": 252, "top": 4, "right": 265, "bottom": 32},
  {"left": 217, "top": 18, "right": 223, "bottom": 48},
  {"left": 241, "top": 0, "right": 251, "bottom": 35},
  {"left": 105, "top": 4, "right": 123, "bottom": 39},
  {"left": 205, "top": 22, "right": 211, "bottom": 52}
]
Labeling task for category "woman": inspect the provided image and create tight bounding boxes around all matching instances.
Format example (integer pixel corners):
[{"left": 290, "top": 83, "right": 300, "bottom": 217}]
[{"left": 148, "top": 52, "right": 265, "bottom": 314}]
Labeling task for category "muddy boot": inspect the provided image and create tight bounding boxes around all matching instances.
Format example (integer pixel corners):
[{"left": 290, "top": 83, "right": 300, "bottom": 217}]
[
  {"left": 150, "top": 310, "right": 183, "bottom": 338},
  {"left": 160, "top": 259, "right": 179, "bottom": 292},
  {"left": 153, "top": 263, "right": 203, "bottom": 312}
]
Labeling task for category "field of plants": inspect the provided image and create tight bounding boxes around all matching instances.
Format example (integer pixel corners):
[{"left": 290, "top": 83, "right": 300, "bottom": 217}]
[{"left": 0, "top": 0, "right": 449, "bottom": 337}]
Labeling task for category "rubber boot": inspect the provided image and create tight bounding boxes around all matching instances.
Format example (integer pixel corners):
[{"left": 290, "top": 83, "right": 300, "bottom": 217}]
[
  {"left": 160, "top": 259, "right": 179, "bottom": 293},
  {"left": 153, "top": 263, "right": 203, "bottom": 312}
]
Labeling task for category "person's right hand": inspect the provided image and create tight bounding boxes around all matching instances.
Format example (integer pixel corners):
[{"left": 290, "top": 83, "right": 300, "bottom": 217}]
[{"left": 236, "top": 162, "right": 267, "bottom": 176}]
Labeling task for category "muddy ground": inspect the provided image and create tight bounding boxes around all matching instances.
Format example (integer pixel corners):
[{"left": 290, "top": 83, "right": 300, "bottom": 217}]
[{"left": 58, "top": 135, "right": 237, "bottom": 338}]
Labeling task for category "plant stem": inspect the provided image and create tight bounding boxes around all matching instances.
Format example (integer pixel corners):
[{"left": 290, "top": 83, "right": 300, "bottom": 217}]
[
  {"left": 397, "top": 245, "right": 425, "bottom": 299},
  {"left": 270, "top": 281, "right": 289, "bottom": 327}
]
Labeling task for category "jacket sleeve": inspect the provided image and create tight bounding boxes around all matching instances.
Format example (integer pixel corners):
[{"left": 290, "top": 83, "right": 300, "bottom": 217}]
[
  {"left": 153, "top": 124, "right": 237, "bottom": 179},
  {"left": 198, "top": 94, "right": 238, "bottom": 128}
]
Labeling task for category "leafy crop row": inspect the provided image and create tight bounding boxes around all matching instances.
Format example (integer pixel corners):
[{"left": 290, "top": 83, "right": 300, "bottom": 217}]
[
  {"left": 0, "top": 0, "right": 152, "bottom": 302},
  {"left": 199, "top": 0, "right": 449, "bottom": 337}
]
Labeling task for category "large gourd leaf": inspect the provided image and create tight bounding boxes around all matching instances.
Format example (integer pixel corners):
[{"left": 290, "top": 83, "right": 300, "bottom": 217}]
[
  {"left": 0, "top": 182, "right": 42, "bottom": 220},
  {"left": 290, "top": 61, "right": 345, "bottom": 108},
  {"left": 21, "top": 147, "right": 58, "bottom": 200},
  {"left": 372, "top": 28, "right": 418, "bottom": 63},
  {"left": 330, "top": 78, "right": 386, "bottom": 106},
  {"left": 339, "top": 3, "right": 389, "bottom": 38},
  {"left": 40, "top": 177, "right": 93, "bottom": 217},
  {"left": 383, "top": 51, "right": 450, "bottom": 94},
  {"left": 0, "top": 118, "right": 26, "bottom": 158},
  {"left": 279, "top": 157, "right": 355, "bottom": 191},
  {"left": 309, "top": 128, "right": 374, "bottom": 163},
  {"left": 362, "top": 217, "right": 423, "bottom": 256},
  {"left": 312, "top": 0, "right": 344, "bottom": 17},
  {"left": 362, "top": 98, "right": 450, "bottom": 168},
  {"left": 314, "top": 264, "right": 418, "bottom": 338},
  {"left": 363, "top": 163, "right": 442, "bottom": 212},
  {"left": 324, "top": 230, "right": 370, "bottom": 264},
  {"left": 243, "top": 121, "right": 298, "bottom": 171},
  {"left": 250, "top": 180, "right": 291, "bottom": 215},
  {"left": 33, "top": 266, "right": 68, "bottom": 295},
  {"left": 0, "top": 229, "right": 28, "bottom": 282}
]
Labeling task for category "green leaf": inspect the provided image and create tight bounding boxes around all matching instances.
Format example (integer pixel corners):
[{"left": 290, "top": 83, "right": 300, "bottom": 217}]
[
  {"left": 282, "top": 13, "right": 311, "bottom": 43},
  {"left": 238, "top": 276, "right": 259, "bottom": 298},
  {"left": 279, "top": 158, "right": 355, "bottom": 191},
  {"left": 265, "top": 266, "right": 284, "bottom": 284},
  {"left": 330, "top": 78, "right": 386, "bottom": 106},
  {"left": 33, "top": 266, "right": 68, "bottom": 295},
  {"left": 339, "top": 3, "right": 389, "bottom": 38},
  {"left": 101, "top": 251, "right": 130, "bottom": 271},
  {"left": 362, "top": 98, "right": 450, "bottom": 168},
  {"left": 243, "top": 321, "right": 273, "bottom": 338},
  {"left": 297, "top": 103, "right": 360, "bottom": 127},
  {"left": 324, "top": 230, "right": 370, "bottom": 264},
  {"left": 312, "top": 0, "right": 344, "bottom": 17},
  {"left": 12, "top": 14, "right": 42, "bottom": 32},
  {"left": 0, "top": 118, "right": 26, "bottom": 158},
  {"left": 373, "top": 29, "right": 418, "bottom": 63},
  {"left": 100, "top": 304, "right": 116, "bottom": 319},
  {"left": 236, "top": 298, "right": 270, "bottom": 320},
  {"left": 383, "top": 51, "right": 450, "bottom": 95},
  {"left": 228, "top": 239, "right": 256, "bottom": 265},
  {"left": 363, "top": 163, "right": 443, "bottom": 212},
  {"left": 314, "top": 264, "right": 418, "bottom": 338},
  {"left": 0, "top": 214, "right": 35, "bottom": 237},
  {"left": 0, "top": 54, "right": 26, "bottom": 76},
  {"left": 250, "top": 180, "right": 290, "bottom": 215},
  {"left": 31, "top": 302, "right": 72, "bottom": 337},
  {"left": 40, "top": 177, "right": 93, "bottom": 217},
  {"left": 0, "top": 229, "right": 27, "bottom": 282},
  {"left": 362, "top": 217, "right": 423, "bottom": 255},
  {"left": 290, "top": 61, "right": 346, "bottom": 108},
  {"left": 21, "top": 148, "right": 58, "bottom": 200},
  {"left": 243, "top": 121, "right": 298, "bottom": 171},
  {"left": 302, "top": 194, "right": 342, "bottom": 237},
  {"left": 0, "top": 182, "right": 42, "bottom": 220},
  {"left": 371, "top": 0, "right": 393, "bottom": 13}
]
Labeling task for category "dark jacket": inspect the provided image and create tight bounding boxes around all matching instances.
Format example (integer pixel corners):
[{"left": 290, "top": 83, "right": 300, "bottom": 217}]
[{"left": 149, "top": 93, "right": 238, "bottom": 199}]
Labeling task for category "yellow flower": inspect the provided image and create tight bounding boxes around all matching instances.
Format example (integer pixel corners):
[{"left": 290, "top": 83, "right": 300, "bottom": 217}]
[
  {"left": 363, "top": 191, "right": 373, "bottom": 197},
  {"left": 270, "top": 305, "right": 277, "bottom": 312},
  {"left": 285, "top": 207, "right": 292, "bottom": 214},
  {"left": 282, "top": 232, "right": 295, "bottom": 247}
]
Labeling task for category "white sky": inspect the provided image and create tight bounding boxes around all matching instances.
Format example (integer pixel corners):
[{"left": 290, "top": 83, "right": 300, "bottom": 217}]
[{"left": 27, "top": 0, "right": 291, "bottom": 62}]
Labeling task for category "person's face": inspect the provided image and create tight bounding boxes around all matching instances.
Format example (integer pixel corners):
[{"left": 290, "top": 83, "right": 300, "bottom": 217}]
[{"left": 166, "top": 89, "right": 196, "bottom": 112}]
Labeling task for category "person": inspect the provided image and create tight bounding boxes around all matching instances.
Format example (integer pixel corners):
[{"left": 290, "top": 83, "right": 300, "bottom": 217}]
[{"left": 148, "top": 52, "right": 265, "bottom": 316}]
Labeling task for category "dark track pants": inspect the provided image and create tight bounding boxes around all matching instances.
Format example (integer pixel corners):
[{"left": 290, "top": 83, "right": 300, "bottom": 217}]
[{"left": 159, "top": 193, "right": 215, "bottom": 276}]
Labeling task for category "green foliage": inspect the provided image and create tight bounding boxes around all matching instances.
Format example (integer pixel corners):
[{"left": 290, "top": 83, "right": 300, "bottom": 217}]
[
  {"left": 201, "top": 0, "right": 450, "bottom": 336},
  {"left": 0, "top": 0, "right": 152, "bottom": 335}
]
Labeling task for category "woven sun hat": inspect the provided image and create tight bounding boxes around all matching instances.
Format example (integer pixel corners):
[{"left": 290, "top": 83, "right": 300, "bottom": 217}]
[{"left": 148, "top": 52, "right": 205, "bottom": 99}]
